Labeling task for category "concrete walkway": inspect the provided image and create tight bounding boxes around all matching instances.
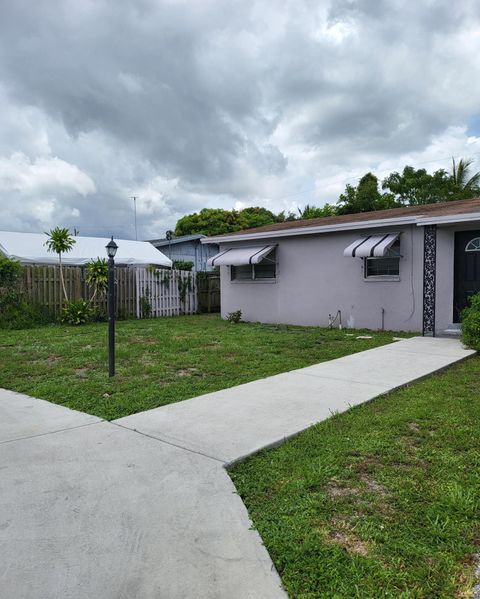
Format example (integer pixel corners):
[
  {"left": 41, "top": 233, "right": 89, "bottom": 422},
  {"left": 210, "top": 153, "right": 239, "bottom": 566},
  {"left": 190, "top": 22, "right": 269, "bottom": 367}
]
[{"left": 0, "top": 337, "right": 474, "bottom": 598}]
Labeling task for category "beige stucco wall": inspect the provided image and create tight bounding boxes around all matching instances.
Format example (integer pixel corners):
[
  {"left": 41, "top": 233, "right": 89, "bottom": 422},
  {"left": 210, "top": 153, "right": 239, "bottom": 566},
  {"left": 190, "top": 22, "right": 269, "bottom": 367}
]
[{"left": 217, "top": 223, "right": 470, "bottom": 333}]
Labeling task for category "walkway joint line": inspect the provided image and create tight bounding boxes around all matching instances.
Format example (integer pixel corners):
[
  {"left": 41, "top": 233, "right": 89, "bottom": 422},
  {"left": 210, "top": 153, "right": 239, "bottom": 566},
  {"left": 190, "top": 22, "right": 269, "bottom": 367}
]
[
  {"left": 111, "top": 421, "right": 226, "bottom": 464},
  {"left": 0, "top": 420, "right": 104, "bottom": 445}
]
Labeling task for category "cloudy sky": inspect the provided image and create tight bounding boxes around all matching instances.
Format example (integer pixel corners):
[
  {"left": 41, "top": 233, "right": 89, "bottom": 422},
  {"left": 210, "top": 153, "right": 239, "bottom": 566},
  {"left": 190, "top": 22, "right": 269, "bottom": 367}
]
[{"left": 1, "top": 0, "right": 480, "bottom": 240}]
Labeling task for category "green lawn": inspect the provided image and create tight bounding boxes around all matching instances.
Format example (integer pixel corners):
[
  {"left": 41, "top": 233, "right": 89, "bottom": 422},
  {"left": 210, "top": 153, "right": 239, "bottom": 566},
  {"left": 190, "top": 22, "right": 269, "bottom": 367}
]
[
  {"left": 0, "top": 314, "right": 402, "bottom": 420},
  {"left": 230, "top": 356, "right": 480, "bottom": 599}
]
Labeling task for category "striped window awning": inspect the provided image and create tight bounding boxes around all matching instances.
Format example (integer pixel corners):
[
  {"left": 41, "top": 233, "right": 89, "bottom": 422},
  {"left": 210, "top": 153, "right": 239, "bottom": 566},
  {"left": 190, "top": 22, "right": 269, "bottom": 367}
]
[
  {"left": 343, "top": 233, "right": 400, "bottom": 258},
  {"left": 208, "top": 245, "right": 276, "bottom": 267}
]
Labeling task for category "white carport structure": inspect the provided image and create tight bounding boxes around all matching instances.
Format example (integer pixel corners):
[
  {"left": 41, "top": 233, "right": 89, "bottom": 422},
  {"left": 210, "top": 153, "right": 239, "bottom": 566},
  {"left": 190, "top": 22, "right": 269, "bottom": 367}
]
[{"left": 0, "top": 231, "right": 172, "bottom": 267}]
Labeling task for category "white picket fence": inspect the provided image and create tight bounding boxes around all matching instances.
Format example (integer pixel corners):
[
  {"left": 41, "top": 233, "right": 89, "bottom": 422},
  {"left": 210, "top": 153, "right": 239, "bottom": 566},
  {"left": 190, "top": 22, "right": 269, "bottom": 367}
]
[{"left": 135, "top": 268, "right": 197, "bottom": 318}]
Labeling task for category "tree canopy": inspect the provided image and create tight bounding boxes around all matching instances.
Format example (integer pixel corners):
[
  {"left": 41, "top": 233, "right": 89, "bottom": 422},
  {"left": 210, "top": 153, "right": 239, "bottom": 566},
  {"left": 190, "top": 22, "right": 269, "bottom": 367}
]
[
  {"left": 337, "top": 173, "right": 398, "bottom": 215},
  {"left": 172, "top": 158, "right": 480, "bottom": 235}
]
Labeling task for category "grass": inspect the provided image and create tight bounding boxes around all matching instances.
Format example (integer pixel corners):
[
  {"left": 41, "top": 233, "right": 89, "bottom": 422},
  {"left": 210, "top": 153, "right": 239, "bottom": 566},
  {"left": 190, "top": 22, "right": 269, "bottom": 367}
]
[
  {"left": 0, "top": 314, "right": 403, "bottom": 420},
  {"left": 230, "top": 357, "right": 480, "bottom": 598}
]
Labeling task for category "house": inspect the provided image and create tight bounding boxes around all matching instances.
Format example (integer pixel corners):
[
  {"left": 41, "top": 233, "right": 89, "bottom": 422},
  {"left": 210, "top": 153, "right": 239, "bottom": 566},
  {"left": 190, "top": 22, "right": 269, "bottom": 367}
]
[
  {"left": 149, "top": 234, "right": 219, "bottom": 271},
  {"left": 0, "top": 231, "right": 172, "bottom": 267},
  {"left": 202, "top": 198, "right": 480, "bottom": 335}
]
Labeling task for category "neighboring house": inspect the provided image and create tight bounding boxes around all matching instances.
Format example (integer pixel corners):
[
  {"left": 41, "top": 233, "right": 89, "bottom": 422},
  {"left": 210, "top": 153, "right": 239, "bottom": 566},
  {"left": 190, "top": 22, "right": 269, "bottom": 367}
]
[
  {"left": 0, "top": 231, "right": 172, "bottom": 266},
  {"left": 203, "top": 198, "right": 480, "bottom": 335},
  {"left": 149, "top": 234, "right": 219, "bottom": 271}
]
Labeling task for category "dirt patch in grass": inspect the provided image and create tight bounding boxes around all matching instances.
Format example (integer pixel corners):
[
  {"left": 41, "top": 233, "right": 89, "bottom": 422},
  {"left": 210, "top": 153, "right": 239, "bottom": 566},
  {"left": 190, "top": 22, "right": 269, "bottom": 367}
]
[
  {"left": 75, "top": 368, "right": 89, "bottom": 379},
  {"left": 176, "top": 367, "right": 202, "bottom": 377},
  {"left": 326, "top": 481, "right": 361, "bottom": 498},
  {"left": 47, "top": 355, "right": 61, "bottom": 365},
  {"left": 130, "top": 336, "right": 158, "bottom": 345},
  {"left": 206, "top": 341, "right": 221, "bottom": 347},
  {"left": 360, "top": 473, "right": 386, "bottom": 497},
  {"left": 326, "top": 518, "right": 370, "bottom": 556}
]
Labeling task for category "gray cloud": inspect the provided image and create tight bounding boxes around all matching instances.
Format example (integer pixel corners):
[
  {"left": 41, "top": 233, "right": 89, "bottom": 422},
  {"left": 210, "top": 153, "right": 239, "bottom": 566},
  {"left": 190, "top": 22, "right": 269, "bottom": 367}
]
[{"left": 1, "top": 0, "right": 480, "bottom": 239}]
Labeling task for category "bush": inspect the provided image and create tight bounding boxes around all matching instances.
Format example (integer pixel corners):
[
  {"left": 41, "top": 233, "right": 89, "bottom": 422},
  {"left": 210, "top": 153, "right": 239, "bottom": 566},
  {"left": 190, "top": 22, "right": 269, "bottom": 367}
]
[
  {"left": 0, "top": 302, "right": 56, "bottom": 330},
  {"left": 140, "top": 288, "right": 152, "bottom": 317},
  {"left": 227, "top": 309, "right": 242, "bottom": 324},
  {"left": 173, "top": 260, "right": 194, "bottom": 271},
  {"left": 461, "top": 293, "right": 480, "bottom": 350},
  {"left": 0, "top": 255, "right": 22, "bottom": 310},
  {"left": 61, "top": 300, "right": 93, "bottom": 326}
]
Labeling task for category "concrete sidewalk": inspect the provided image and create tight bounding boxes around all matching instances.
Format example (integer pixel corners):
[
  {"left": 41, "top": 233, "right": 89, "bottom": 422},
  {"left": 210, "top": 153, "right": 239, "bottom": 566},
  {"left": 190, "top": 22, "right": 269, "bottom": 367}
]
[
  {"left": 0, "top": 337, "right": 474, "bottom": 598},
  {"left": 116, "top": 337, "right": 474, "bottom": 464}
]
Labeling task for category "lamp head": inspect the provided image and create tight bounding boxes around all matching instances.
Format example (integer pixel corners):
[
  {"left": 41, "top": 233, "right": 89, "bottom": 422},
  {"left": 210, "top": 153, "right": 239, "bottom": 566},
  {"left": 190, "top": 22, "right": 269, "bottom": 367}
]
[{"left": 106, "top": 236, "right": 118, "bottom": 258}]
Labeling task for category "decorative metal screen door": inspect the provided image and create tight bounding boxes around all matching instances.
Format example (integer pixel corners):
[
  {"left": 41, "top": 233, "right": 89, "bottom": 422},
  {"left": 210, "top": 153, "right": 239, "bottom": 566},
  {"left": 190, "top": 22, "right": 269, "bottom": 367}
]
[{"left": 422, "top": 225, "right": 437, "bottom": 336}]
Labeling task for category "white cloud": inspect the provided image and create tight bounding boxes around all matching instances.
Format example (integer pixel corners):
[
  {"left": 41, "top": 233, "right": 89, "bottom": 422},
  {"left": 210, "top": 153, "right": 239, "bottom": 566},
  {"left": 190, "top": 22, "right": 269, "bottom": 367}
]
[
  {"left": 0, "top": 152, "right": 96, "bottom": 195},
  {"left": 0, "top": 0, "right": 480, "bottom": 237}
]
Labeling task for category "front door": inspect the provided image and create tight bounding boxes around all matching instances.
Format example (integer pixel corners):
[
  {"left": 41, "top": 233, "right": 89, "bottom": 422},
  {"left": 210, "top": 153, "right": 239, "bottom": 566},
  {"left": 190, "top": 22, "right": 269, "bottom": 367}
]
[{"left": 453, "top": 230, "right": 480, "bottom": 322}]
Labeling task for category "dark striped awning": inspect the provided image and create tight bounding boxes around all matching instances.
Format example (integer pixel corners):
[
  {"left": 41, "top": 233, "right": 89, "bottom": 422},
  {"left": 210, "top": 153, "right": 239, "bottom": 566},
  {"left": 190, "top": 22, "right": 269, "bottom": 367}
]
[
  {"left": 343, "top": 233, "right": 400, "bottom": 258},
  {"left": 208, "top": 245, "right": 276, "bottom": 267}
]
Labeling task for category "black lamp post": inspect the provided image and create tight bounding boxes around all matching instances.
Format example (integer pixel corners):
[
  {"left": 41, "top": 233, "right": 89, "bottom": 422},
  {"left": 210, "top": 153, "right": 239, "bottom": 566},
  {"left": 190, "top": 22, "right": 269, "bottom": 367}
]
[{"left": 106, "top": 237, "right": 118, "bottom": 377}]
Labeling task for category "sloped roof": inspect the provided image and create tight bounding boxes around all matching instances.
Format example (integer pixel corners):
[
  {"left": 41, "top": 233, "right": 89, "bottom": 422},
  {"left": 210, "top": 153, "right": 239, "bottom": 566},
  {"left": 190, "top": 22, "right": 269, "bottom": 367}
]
[
  {"left": 149, "top": 234, "right": 207, "bottom": 246},
  {"left": 204, "top": 198, "right": 480, "bottom": 242},
  {"left": 0, "top": 231, "right": 172, "bottom": 266}
]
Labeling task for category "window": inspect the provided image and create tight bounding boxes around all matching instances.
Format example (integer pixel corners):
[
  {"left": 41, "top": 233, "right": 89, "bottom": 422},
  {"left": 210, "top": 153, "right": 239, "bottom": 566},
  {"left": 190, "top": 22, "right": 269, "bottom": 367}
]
[
  {"left": 364, "top": 240, "right": 401, "bottom": 278},
  {"left": 465, "top": 237, "right": 480, "bottom": 252},
  {"left": 231, "top": 251, "right": 276, "bottom": 281}
]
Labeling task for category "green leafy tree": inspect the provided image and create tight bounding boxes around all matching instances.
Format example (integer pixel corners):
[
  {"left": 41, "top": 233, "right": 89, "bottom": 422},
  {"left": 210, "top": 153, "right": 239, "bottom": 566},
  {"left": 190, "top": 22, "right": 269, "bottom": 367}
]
[
  {"left": 298, "top": 204, "right": 337, "bottom": 219},
  {"left": 44, "top": 227, "right": 76, "bottom": 303},
  {"left": 238, "top": 207, "right": 278, "bottom": 229},
  {"left": 174, "top": 206, "right": 281, "bottom": 236},
  {"left": 174, "top": 208, "right": 244, "bottom": 236},
  {"left": 337, "top": 173, "right": 398, "bottom": 215},
  {"left": 275, "top": 210, "right": 297, "bottom": 222},
  {"left": 450, "top": 158, "right": 480, "bottom": 199},
  {"left": 382, "top": 166, "right": 454, "bottom": 205},
  {"left": 382, "top": 159, "right": 480, "bottom": 205},
  {"left": 85, "top": 258, "right": 108, "bottom": 303}
]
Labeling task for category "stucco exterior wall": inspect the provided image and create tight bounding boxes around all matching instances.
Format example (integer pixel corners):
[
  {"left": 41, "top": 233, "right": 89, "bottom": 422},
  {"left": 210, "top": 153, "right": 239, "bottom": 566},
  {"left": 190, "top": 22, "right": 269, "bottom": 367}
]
[
  {"left": 435, "top": 227, "right": 455, "bottom": 332},
  {"left": 219, "top": 225, "right": 427, "bottom": 332}
]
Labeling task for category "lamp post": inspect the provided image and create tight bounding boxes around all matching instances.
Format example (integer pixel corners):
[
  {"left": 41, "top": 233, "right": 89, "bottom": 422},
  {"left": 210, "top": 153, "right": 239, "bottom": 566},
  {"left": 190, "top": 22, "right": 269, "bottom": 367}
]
[{"left": 106, "top": 237, "right": 118, "bottom": 377}]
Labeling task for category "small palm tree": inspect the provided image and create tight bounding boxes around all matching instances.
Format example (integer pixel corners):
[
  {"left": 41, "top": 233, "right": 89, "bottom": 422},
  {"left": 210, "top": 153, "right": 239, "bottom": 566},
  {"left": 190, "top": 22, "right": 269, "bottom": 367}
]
[
  {"left": 451, "top": 158, "right": 480, "bottom": 197},
  {"left": 85, "top": 258, "right": 108, "bottom": 304},
  {"left": 45, "top": 227, "right": 76, "bottom": 303}
]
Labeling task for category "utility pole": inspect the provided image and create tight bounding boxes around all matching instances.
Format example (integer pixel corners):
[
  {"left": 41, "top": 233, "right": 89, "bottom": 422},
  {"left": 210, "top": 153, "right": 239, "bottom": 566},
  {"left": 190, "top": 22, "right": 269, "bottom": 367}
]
[{"left": 131, "top": 196, "right": 138, "bottom": 240}]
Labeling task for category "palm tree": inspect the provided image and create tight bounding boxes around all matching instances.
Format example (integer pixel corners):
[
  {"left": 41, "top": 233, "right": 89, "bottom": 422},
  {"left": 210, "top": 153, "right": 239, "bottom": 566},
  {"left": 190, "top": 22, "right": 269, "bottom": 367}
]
[
  {"left": 451, "top": 158, "right": 480, "bottom": 198},
  {"left": 85, "top": 258, "right": 108, "bottom": 304},
  {"left": 44, "top": 227, "right": 76, "bottom": 303}
]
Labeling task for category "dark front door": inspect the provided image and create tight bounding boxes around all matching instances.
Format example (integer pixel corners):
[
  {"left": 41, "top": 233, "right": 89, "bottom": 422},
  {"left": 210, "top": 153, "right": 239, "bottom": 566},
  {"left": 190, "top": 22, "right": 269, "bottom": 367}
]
[{"left": 453, "top": 230, "right": 480, "bottom": 322}]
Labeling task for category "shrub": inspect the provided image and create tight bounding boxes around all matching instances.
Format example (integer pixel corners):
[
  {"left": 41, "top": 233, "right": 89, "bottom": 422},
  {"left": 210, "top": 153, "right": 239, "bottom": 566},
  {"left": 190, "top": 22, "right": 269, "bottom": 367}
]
[
  {"left": 61, "top": 299, "right": 93, "bottom": 326},
  {"left": 173, "top": 260, "right": 194, "bottom": 271},
  {"left": 0, "top": 302, "right": 55, "bottom": 330},
  {"left": 140, "top": 288, "right": 152, "bottom": 317},
  {"left": 227, "top": 309, "right": 242, "bottom": 324},
  {"left": 461, "top": 293, "right": 480, "bottom": 350},
  {"left": 0, "top": 256, "right": 22, "bottom": 310}
]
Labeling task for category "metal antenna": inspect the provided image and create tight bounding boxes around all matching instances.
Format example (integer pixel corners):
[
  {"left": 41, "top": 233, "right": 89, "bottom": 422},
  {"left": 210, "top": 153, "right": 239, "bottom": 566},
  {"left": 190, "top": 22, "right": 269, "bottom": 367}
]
[{"left": 131, "top": 196, "right": 138, "bottom": 240}]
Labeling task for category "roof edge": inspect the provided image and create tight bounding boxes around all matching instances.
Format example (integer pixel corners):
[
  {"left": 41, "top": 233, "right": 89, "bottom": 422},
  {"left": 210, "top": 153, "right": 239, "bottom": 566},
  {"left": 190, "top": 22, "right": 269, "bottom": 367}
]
[
  {"left": 201, "top": 215, "right": 420, "bottom": 243},
  {"left": 201, "top": 210, "right": 480, "bottom": 243}
]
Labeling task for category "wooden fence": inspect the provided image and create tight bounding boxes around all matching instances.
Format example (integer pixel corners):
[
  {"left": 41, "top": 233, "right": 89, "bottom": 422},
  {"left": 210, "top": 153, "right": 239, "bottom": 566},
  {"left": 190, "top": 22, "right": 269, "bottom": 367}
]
[
  {"left": 197, "top": 273, "right": 220, "bottom": 313},
  {"left": 135, "top": 268, "right": 197, "bottom": 317},
  {"left": 21, "top": 265, "right": 197, "bottom": 319}
]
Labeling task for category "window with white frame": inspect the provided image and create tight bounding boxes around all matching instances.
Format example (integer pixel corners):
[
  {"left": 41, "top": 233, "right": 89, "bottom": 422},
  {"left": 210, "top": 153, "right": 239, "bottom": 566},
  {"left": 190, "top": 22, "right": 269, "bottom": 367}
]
[
  {"left": 231, "top": 250, "right": 276, "bottom": 281},
  {"left": 364, "top": 239, "right": 401, "bottom": 278}
]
